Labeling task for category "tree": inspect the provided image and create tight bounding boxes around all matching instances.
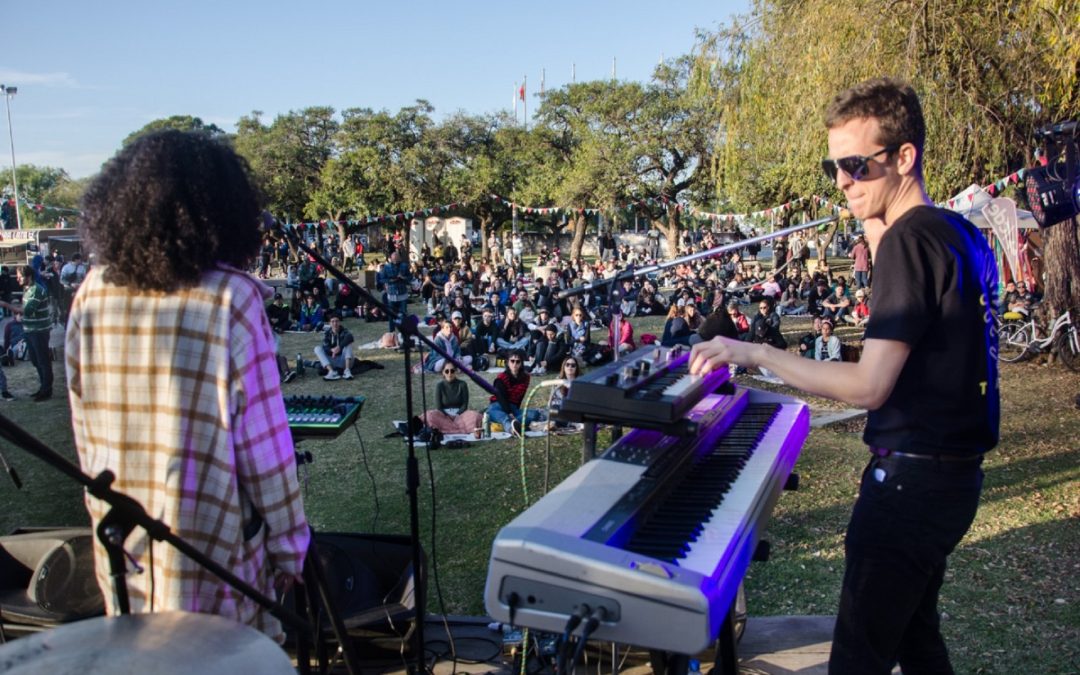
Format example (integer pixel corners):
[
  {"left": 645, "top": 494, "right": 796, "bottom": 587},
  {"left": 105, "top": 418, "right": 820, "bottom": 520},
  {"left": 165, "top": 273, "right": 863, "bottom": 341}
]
[
  {"left": 122, "top": 115, "right": 226, "bottom": 147},
  {"left": 632, "top": 56, "right": 721, "bottom": 257},
  {"left": 1, "top": 165, "right": 84, "bottom": 228},
  {"left": 700, "top": 0, "right": 1080, "bottom": 305},
  {"left": 235, "top": 107, "right": 338, "bottom": 222},
  {"left": 437, "top": 111, "right": 524, "bottom": 261},
  {"left": 534, "top": 81, "right": 643, "bottom": 260}
]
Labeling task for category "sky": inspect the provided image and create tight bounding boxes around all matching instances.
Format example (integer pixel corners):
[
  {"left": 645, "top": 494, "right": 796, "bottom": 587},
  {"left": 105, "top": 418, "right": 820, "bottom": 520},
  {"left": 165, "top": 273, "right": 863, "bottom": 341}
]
[{"left": 3, "top": 1, "right": 750, "bottom": 181}]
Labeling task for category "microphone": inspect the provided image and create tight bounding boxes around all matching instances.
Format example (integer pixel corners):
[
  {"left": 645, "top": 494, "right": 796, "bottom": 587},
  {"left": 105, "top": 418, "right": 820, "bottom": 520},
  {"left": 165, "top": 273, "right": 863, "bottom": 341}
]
[{"left": 1036, "top": 120, "right": 1078, "bottom": 139}]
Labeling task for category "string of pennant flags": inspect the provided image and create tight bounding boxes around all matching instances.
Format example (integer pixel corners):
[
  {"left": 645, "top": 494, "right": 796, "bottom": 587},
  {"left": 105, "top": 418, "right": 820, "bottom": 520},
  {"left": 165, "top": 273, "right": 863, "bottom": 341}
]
[{"left": 6, "top": 166, "right": 1031, "bottom": 228}]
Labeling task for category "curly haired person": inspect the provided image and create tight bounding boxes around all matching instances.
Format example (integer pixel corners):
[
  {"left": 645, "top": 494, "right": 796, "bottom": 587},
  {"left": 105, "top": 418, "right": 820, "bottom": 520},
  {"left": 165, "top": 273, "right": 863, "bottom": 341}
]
[{"left": 68, "top": 130, "right": 309, "bottom": 643}]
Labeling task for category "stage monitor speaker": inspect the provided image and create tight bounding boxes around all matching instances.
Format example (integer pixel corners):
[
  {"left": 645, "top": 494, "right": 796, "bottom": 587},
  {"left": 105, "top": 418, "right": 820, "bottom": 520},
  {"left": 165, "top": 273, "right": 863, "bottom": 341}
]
[
  {"left": 0, "top": 527, "right": 105, "bottom": 627},
  {"left": 290, "top": 532, "right": 424, "bottom": 639}
]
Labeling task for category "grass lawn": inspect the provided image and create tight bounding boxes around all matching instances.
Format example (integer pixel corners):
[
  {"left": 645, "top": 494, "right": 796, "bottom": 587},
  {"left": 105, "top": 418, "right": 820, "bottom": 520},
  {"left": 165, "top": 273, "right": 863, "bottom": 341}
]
[{"left": 1, "top": 298, "right": 1077, "bottom": 674}]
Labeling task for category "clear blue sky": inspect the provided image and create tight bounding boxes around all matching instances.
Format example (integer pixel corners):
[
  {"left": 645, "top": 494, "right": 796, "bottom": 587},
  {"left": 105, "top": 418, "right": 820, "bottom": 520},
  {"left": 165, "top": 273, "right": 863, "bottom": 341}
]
[{"left": 3, "top": 1, "right": 748, "bottom": 180}]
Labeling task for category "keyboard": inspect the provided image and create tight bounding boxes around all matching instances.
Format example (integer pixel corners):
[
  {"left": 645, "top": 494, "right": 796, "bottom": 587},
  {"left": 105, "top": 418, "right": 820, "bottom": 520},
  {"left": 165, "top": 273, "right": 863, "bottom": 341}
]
[
  {"left": 556, "top": 345, "right": 733, "bottom": 430},
  {"left": 484, "top": 387, "right": 808, "bottom": 654}
]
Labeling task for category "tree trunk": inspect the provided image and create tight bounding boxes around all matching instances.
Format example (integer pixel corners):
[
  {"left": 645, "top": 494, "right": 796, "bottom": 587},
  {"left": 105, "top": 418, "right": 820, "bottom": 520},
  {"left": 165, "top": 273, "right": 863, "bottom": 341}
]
[
  {"left": 1042, "top": 217, "right": 1080, "bottom": 313},
  {"left": 817, "top": 220, "right": 841, "bottom": 262},
  {"left": 479, "top": 213, "right": 494, "bottom": 262},
  {"left": 571, "top": 213, "right": 588, "bottom": 261},
  {"left": 655, "top": 205, "right": 680, "bottom": 260}
]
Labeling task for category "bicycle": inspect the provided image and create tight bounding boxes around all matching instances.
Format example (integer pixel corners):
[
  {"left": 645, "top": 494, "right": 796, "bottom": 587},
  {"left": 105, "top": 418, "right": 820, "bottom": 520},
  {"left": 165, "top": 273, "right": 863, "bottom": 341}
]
[{"left": 997, "top": 307, "right": 1080, "bottom": 371}]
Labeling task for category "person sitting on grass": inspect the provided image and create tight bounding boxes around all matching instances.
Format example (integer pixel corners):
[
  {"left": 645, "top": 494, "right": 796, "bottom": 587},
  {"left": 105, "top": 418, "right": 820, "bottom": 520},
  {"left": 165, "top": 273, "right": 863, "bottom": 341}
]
[
  {"left": 607, "top": 312, "right": 636, "bottom": 357},
  {"left": 297, "top": 293, "right": 324, "bottom": 332},
  {"left": 314, "top": 313, "right": 354, "bottom": 380},
  {"left": 820, "top": 282, "right": 851, "bottom": 323},
  {"left": 566, "top": 306, "right": 592, "bottom": 358},
  {"left": 530, "top": 323, "right": 568, "bottom": 375},
  {"left": 486, "top": 349, "right": 545, "bottom": 435},
  {"left": 495, "top": 306, "right": 531, "bottom": 353},
  {"left": 425, "top": 318, "right": 472, "bottom": 373},
  {"left": 846, "top": 288, "right": 871, "bottom": 326},
  {"left": 727, "top": 301, "right": 750, "bottom": 339},
  {"left": 266, "top": 292, "right": 293, "bottom": 332},
  {"left": 814, "top": 318, "right": 842, "bottom": 362},
  {"left": 547, "top": 355, "right": 584, "bottom": 432},
  {"left": 421, "top": 363, "right": 484, "bottom": 435}
]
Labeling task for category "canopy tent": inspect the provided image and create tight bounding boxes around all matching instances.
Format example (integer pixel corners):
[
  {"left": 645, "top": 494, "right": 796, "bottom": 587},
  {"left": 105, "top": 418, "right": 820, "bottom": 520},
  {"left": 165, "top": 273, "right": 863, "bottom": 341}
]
[
  {"left": 944, "top": 183, "right": 1038, "bottom": 229},
  {"left": 944, "top": 184, "right": 1040, "bottom": 288}
]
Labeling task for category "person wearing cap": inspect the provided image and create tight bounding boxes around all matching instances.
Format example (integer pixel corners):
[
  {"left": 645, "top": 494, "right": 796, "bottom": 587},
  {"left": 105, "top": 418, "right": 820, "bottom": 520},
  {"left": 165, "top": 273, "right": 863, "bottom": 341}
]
[
  {"left": 529, "top": 323, "right": 568, "bottom": 375},
  {"left": 726, "top": 301, "right": 749, "bottom": 338},
  {"left": 846, "top": 288, "right": 871, "bottom": 326},
  {"left": 527, "top": 306, "right": 553, "bottom": 336},
  {"left": 450, "top": 310, "right": 474, "bottom": 351},
  {"left": 806, "top": 277, "right": 831, "bottom": 317},
  {"left": 266, "top": 292, "right": 293, "bottom": 333}
]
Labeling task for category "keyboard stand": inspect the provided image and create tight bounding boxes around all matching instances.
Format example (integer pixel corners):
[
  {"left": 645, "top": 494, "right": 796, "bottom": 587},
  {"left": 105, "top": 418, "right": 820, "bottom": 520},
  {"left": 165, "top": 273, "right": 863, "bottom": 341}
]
[
  {"left": 644, "top": 596, "right": 739, "bottom": 675},
  {"left": 712, "top": 595, "right": 739, "bottom": 675}
]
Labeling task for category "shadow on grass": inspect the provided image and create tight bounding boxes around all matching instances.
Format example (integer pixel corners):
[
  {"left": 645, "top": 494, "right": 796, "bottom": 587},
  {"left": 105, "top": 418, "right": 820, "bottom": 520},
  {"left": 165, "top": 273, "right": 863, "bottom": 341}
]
[{"left": 945, "top": 516, "right": 1080, "bottom": 674}]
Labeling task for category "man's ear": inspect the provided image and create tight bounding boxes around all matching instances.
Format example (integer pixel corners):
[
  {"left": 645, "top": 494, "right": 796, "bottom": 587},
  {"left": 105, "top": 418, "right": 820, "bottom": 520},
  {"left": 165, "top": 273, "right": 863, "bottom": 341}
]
[{"left": 896, "top": 142, "right": 920, "bottom": 177}]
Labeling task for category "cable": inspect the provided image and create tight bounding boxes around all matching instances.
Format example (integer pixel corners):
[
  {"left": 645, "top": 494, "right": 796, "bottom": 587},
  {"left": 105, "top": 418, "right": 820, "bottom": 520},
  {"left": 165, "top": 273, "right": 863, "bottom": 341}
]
[
  {"left": 422, "top": 393, "right": 458, "bottom": 675},
  {"left": 568, "top": 607, "right": 606, "bottom": 674},
  {"left": 352, "top": 425, "right": 380, "bottom": 533},
  {"left": 557, "top": 605, "right": 590, "bottom": 675},
  {"left": 517, "top": 379, "right": 566, "bottom": 506}
]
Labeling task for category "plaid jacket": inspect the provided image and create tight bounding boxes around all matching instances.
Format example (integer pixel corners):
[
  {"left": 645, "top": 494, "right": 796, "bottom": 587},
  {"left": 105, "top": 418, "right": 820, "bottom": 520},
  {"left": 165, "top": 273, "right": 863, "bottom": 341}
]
[{"left": 66, "top": 265, "right": 309, "bottom": 641}]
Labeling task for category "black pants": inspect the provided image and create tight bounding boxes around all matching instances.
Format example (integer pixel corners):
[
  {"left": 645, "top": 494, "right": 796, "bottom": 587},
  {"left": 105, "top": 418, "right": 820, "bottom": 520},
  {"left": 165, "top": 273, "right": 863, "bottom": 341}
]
[
  {"left": 25, "top": 329, "right": 53, "bottom": 395},
  {"left": 830, "top": 454, "right": 983, "bottom": 675}
]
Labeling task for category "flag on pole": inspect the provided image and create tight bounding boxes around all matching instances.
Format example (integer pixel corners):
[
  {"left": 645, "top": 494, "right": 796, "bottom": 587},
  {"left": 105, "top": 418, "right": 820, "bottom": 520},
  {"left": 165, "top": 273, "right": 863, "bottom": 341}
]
[{"left": 519, "top": 83, "right": 525, "bottom": 101}]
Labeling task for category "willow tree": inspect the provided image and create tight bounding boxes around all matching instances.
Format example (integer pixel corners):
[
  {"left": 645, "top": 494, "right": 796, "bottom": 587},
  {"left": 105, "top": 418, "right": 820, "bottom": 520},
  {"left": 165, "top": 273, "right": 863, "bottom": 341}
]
[{"left": 701, "top": 0, "right": 1080, "bottom": 305}]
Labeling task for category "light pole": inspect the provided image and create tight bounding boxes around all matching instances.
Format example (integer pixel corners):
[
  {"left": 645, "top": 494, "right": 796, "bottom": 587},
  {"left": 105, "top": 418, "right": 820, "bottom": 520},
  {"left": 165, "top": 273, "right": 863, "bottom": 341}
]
[{"left": 1, "top": 84, "right": 20, "bottom": 230}]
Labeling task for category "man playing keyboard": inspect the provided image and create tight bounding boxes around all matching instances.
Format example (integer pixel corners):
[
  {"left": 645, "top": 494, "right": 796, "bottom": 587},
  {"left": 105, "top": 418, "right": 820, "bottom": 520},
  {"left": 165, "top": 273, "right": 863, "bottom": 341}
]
[{"left": 690, "top": 78, "right": 998, "bottom": 675}]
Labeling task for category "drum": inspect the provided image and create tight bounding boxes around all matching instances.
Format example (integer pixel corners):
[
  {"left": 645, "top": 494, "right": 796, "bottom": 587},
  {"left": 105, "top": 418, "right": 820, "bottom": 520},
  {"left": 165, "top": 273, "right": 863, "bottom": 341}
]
[{"left": 0, "top": 611, "right": 295, "bottom": 674}]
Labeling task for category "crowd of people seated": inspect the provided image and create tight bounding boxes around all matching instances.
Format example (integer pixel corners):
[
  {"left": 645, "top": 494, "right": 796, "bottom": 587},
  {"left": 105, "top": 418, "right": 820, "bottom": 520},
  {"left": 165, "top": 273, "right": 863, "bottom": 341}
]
[{"left": 256, "top": 223, "right": 1042, "bottom": 437}]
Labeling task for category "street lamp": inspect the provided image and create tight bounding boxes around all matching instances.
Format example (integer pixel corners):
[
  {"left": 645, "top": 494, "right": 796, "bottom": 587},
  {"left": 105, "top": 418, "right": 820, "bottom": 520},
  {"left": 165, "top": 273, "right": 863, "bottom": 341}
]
[{"left": 0, "top": 84, "right": 20, "bottom": 230}]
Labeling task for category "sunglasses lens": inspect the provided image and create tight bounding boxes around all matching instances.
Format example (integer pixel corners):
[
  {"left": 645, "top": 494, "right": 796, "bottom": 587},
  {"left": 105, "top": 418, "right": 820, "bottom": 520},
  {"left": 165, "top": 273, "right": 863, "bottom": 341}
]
[{"left": 838, "top": 156, "right": 869, "bottom": 180}]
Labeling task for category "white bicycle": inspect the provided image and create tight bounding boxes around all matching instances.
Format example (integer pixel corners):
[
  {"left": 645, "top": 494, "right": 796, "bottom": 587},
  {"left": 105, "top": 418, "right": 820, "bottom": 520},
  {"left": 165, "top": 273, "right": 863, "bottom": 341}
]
[{"left": 998, "top": 308, "right": 1080, "bottom": 371}]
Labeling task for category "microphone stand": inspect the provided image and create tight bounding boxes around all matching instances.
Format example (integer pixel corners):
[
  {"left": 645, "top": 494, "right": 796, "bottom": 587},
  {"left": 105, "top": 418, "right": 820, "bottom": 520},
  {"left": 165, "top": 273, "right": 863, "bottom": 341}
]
[
  {"left": 0, "top": 411, "right": 311, "bottom": 635},
  {"left": 271, "top": 220, "right": 503, "bottom": 675},
  {"left": 556, "top": 215, "right": 839, "bottom": 304}
]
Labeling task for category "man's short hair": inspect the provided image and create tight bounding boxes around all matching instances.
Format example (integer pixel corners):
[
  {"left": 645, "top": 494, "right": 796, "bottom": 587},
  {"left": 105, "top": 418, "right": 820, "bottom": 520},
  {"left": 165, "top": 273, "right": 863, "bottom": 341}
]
[{"left": 824, "top": 77, "right": 926, "bottom": 176}]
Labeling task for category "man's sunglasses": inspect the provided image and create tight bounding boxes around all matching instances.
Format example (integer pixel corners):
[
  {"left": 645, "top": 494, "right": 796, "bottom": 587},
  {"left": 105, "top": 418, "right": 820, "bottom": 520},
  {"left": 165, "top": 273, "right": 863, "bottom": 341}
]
[
  {"left": 443, "top": 368, "right": 456, "bottom": 374},
  {"left": 821, "top": 145, "right": 899, "bottom": 182}
]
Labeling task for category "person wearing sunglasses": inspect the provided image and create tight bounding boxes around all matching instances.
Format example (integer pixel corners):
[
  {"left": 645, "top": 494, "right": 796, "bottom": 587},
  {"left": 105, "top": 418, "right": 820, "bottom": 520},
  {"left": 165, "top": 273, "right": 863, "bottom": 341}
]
[
  {"left": 485, "top": 349, "right": 545, "bottom": 436},
  {"left": 691, "top": 78, "right": 998, "bottom": 674},
  {"left": 421, "top": 364, "right": 484, "bottom": 435}
]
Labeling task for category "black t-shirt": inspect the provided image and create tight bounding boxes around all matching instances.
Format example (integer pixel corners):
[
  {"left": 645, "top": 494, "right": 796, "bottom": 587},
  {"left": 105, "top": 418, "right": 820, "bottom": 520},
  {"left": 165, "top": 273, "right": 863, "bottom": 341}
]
[{"left": 863, "top": 206, "right": 999, "bottom": 455}]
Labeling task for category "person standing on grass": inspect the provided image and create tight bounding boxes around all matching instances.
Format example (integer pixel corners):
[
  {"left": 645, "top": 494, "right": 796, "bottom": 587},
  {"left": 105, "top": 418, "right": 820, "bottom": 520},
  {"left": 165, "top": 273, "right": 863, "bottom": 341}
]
[
  {"left": 66, "top": 130, "right": 309, "bottom": 643},
  {"left": 691, "top": 77, "right": 998, "bottom": 674},
  {"left": 0, "top": 265, "right": 54, "bottom": 400}
]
